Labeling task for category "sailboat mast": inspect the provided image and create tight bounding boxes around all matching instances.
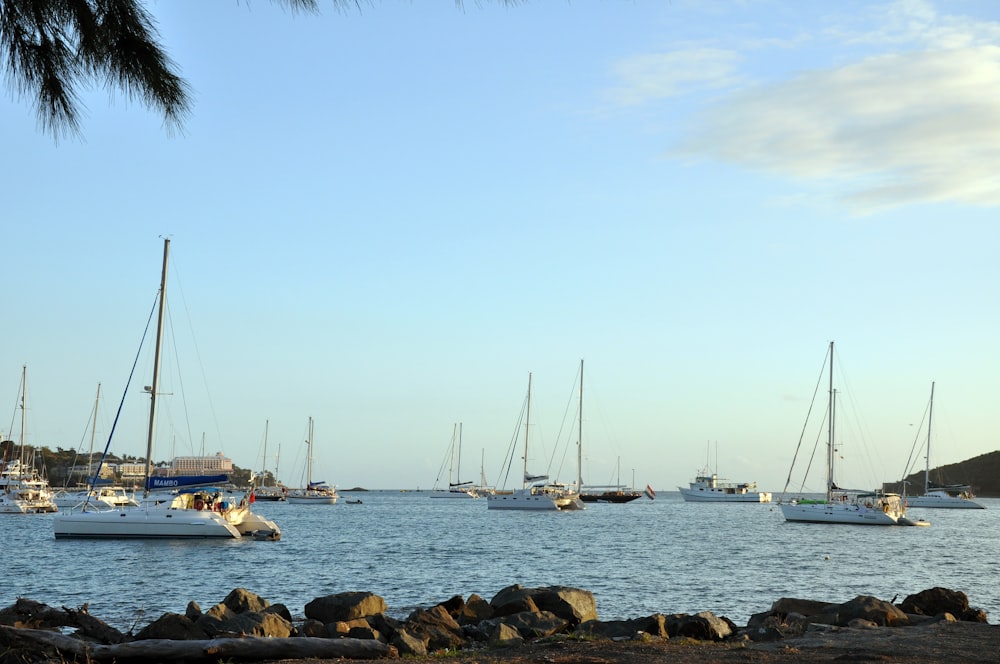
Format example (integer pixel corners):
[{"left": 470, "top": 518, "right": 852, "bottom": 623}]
[
  {"left": 143, "top": 238, "right": 170, "bottom": 498},
  {"left": 523, "top": 373, "right": 532, "bottom": 490},
  {"left": 19, "top": 365, "right": 26, "bottom": 468},
  {"left": 88, "top": 383, "right": 101, "bottom": 480},
  {"left": 577, "top": 359, "right": 583, "bottom": 492},
  {"left": 457, "top": 422, "right": 463, "bottom": 484},
  {"left": 306, "top": 417, "right": 314, "bottom": 487},
  {"left": 826, "top": 341, "right": 835, "bottom": 502},
  {"left": 262, "top": 419, "right": 269, "bottom": 487},
  {"left": 925, "top": 381, "right": 935, "bottom": 495}
]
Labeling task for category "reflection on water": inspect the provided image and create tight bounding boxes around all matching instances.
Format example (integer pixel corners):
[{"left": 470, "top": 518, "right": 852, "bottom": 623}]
[{"left": 4, "top": 493, "right": 998, "bottom": 630}]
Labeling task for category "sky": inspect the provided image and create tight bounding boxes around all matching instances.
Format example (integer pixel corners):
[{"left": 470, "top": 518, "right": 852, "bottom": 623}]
[{"left": 2, "top": 0, "right": 998, "bottom": 494}]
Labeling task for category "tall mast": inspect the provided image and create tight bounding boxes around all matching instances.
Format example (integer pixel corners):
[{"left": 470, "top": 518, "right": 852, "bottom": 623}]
[
  {"left": 826, "top": 341, "right": 835, "bottom": 502},
  {"left": 577, "top": 359, "right": 583, "bottom": 492},
  {"left": 19, "top": 365, "right": 26, "bottom": 468},
  {"left": 262, "top": 419, "right": 269, "bottom": 487},
  {"left": 144, "top": 238, "right": 170, "bottom": 498},
  {"left": 523, "top": 372, "right": 532, "bottom": 490},
  {"left": 306, "top": 417, "right": 314, "bottom": 487},
  {"left": 88, "top": 383, "right": 101, "bottom": 480},
  {"left": 925, "top": 381, "right": 935, "bottom": 495},
  {"left": 457, "top": 422, "right": 463, "bottom": 485}
]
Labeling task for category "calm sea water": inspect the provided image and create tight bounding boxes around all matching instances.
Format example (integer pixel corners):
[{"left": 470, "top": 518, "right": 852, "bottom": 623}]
[{"left": 5, "top": 492, "right": 999, "bottom": 631}]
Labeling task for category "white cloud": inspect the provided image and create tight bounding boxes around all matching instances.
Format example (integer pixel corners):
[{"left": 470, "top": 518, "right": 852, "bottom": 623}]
[
  {"left": 606, "top": 48, "right": 742, "bottom": 106},
  {"left": 673, "top": 46, "right": 1000, "bottom": 213}
]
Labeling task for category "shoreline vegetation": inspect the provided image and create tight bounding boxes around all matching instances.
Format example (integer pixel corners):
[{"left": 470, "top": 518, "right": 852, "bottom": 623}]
[{"left": 0, "top": 585, "right": 995, "bottom": 663}]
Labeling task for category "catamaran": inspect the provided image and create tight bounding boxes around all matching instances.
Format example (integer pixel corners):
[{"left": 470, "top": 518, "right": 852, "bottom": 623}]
[{"left": 52, "top": 239, "right": 280, "bottom": 539}]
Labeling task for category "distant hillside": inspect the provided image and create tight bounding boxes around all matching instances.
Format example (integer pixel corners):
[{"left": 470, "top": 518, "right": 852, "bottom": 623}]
[{"left": 884, "top": 450, "right": 1000, "bottom": 498}]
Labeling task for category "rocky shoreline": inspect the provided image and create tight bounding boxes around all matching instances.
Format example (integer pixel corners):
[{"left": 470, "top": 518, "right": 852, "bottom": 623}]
[{"left": 0, "top": 585, "right": 994, "bottom": 663}]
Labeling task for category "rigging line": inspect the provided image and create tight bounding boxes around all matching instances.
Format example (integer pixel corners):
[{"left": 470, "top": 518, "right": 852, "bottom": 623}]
[
  {"left": 171, "top": 257, "right": 227, "bottom": 455},
  {"left": 781, "top": 345, "right": 829, "bottom": 497},
  {"left": 88, "top": 294, "right": 159, "bottom": 499},
  {"left": 497, "top": 388, "right": 528, "bottom": 489}
]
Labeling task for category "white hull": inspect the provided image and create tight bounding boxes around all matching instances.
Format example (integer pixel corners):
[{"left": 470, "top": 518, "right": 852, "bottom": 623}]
[
  {"left": 906, "top": 493, "right": 985, "bottom": 509},
  {"left": 287, "top": 492, "right": 337, "bottom": 505},
  {"left": 679, "top": 487, "right": 772, "bottom": 503},
  {"left": 486, "top": 489, "right": 584, "bottom": 511},
  {"left": 430, "top": 489, "right": 477, "bottom": 499},
  {"left": 53, "top": 505, "right": 242, "bottom": 538},
  {"left": 0, "top": 494, "right": 58, "bottom": 514},
  {"left": 780, "top": 500, "right": 903, "bottom": 525}
]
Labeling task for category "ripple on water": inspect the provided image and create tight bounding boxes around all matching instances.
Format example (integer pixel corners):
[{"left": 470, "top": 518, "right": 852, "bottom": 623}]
[{"left": 4, "top": 494, "right": 999, "bottom": 629}]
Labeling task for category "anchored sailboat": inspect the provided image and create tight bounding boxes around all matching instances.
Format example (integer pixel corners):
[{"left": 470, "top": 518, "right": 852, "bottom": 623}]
[
  {"left": 903, "top": 383, "right": 984, "bottom": 509},
  {"left": 780, "top": 342, "right": 913, "bottom": 526},
  {"left": 52, "top": 239, "right": 281, "bottom": 539},
  {"left": 486, "top": 370, "right": 584, "bottom": 511}
]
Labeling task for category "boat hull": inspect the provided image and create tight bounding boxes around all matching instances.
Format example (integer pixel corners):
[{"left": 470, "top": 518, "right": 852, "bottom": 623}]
[
  {"left": 905, "top": 494, "right": 985, "bottom": 509},
  {"left": 780, "top": 502, "right": 902, "bottom": 525},
  {"left": 52, "top": 506, "right": 243, "bottom": 539},
  {"left": 679, "top": 488, "right": 772, "bottom": 503},
  {"left": 287, "top": 494, "right": 337, "bottom": 505},
  {"left": 486, "top": 491, "right": 584, "bottom": 511},
  {"left": 580, "top": 491, "right": 642, "bottom": 504},
  {"left": 430, "top": 489, "right": 477, "bottom": 499}
]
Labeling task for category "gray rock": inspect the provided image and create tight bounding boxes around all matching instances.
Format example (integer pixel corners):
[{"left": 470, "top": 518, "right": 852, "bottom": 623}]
[
  {"left": 134, "top": 613, "right": 209, "bottom": 641},
  {"left": 304, "top": 591, "right": 387, "bottom": 623}
]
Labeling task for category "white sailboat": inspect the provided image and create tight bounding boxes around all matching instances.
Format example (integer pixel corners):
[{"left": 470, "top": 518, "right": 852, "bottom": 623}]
[
  {"left": 780, "top": 342, "right": 910, "bottom": 526},
  {"left": 430, "top": 423, "right": 477, "bottom": 498},
  {"left": 903, "top": 383, "right": 984, "bottom": 509},
  {"left": 53, "top": 239, "right": 281, "bottom": 539},
  {"left": 486, "top": 370, "right": 584, "bottom": 511},
  {"left": 0, "top": 366, "right": 58, "bottom": 514},
  {"left": 287, "top": 417, "right": 338, "bottom": 504}
]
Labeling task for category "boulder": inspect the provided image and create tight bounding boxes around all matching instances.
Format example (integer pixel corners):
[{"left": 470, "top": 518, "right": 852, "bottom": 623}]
[
  {"left": 458, "top": 594, "right": 493, "bottom": 625},
  {"left": 133, "top": 613, "right": 209, "bottom": 641},
  {"left": 576, "top": 615, "right": 668, "bottom": 640},
  {"left": 899, "top": 587, "right": 988, "bottom": 623},
  {"left": 391, "top": 627, "right": 428, "bottom": 657},
  {"left": 327, "top": 617, "right": 374, "bottom": 637},
  {"left": 297, "top": 618, "right": 327, "bottom": 637},
  {"left": 489, "top": 585, "right": 596, "bottom": 625},
  {"left": 184, "top": 601, "right": 202, "bottom": 621},
  {"left": 404, "top": 605, "right": 465, "bottom": 651},
  {"left": 490, "top": 585, "right": 539, "bottom": 617},
  {"left": 665, "top": 612, "right": 733, "bottom": 641},
  {"left": 498, "top": 610, "right": 569, "bottom": 639},
  {"left": 222, "top": 588, "right": 270, "bottom": 614},
  {"left": 263, "top": 603, "right": 293, "bottom": 623},
  {"left": 488, "top": 622, "right": 524, "bottom": 648},
  {"left": 830, "top": 595, "right": 909, "bottom": 627},
  {"left": 304, "top": 592, "right": 387, "bottom": 623}
]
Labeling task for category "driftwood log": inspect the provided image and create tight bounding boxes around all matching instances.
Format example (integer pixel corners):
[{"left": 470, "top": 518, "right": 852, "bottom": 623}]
[{"left": 0, "top": 625, "right": 390, "bottom": 662}]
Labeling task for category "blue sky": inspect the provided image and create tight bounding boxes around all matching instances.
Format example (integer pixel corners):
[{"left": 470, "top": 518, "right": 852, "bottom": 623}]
[{"left": 3, "top": 0, "right": 998, "bottom": 493}]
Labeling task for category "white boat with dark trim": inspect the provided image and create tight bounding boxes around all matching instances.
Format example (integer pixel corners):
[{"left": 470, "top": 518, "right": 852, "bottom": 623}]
[
  {"left": 780, "top": 342, "right": 912, "bottom": 526},
  {"left": 486, "top": 369, "right": 584, "bottom": 512},
  {"left": 287, "top": 417, "right": 338, "bottom": 505},
  {"left": 430, "top": 423, "right": 477, "bottom": 499},
  {"left": 1, "top": 367, "right": 58, "bottom": 514},
  {"left": 902, "top": 382, "right": 984, "bottom": 510},
  {"left": 52, "top": 239, "right": 281, "bottom": 540},
  {"left": 679, "top": 470, "right": 771, "bottom": 503}
]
